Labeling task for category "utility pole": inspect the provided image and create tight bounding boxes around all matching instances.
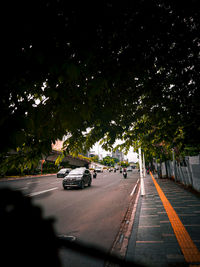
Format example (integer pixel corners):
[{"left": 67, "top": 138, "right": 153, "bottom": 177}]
[
  {"left": 172, "top": 148, "right": 177, "bottom": 182},
  {"left": 138, "top": 147, "right": 143, "bottom": 179},
  {"left": 143, "top": 153, "right": 146, "bottom": 177},
  {"left": 138, "top": 147, "right": 145, "bottom": 196}
]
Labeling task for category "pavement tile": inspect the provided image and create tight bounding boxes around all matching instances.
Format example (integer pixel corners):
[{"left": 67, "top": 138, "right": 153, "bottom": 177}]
[
  {"left": 140, "top": 210, "right": 158, "bottom": 216},
  {"left": 134, "top": 243, "right": 166, "bottom": 255},
  {"left": 137, "top": 227, "right": 162, "bottom": 241},
  {"left": 186, "top": 228, "right": 200, "bottom": 241},
  {"left": 160, "top": 224, "right": 175, "bottom": 234},
  {"left": 164, "top": 242, "right": 183, "bottom": 255},
  {"left": 181, "top": 217, "right": 200, "bottom": 225},
  {"left": 162, "top": 234, "right": 177, "bottom": 243},
  {"left": 138, "top": 217, "right": 161, "bottom": 226},
  {"left": 126, "top": 173, "right": 200, "bottom": 267},
  {"left": 158, "top": 214, "right": 169, "bottom": 220},
  {"left": 133, "top": 255, "right": 168, "bottom": 267}
]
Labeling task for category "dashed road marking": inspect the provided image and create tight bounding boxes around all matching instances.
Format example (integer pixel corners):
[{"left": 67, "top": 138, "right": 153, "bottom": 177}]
[
  {"left": 27, "top": 187, "right": 58, "bottom": 197},
  {"left": 16, "top": 187, "right": 28, "bottom": 190},
  {"left": 50, "top": 181, "right": 61, "bottom": 185}
]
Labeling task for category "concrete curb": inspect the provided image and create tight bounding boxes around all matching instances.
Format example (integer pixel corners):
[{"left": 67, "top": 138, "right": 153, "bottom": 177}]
[
  {"left": 0, "top": 173, "right": 57, "bottom": 182},
  {"left": 120, "top": 185, "right": 141, "bottom": 257},
  {"left": 105, "top": 180, "right": 141, "bottom": 267}
]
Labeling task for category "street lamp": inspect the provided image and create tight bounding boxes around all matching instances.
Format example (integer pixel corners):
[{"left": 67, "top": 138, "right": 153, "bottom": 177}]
[
  {"left": 138, "top": 147, "right": 143, "bottom": 179},
  {"left": 143, "top": 153, "right": 146, "bottom": 178},
  {"left": 138, "top": 147, "right": 145, "bottom": 196}
]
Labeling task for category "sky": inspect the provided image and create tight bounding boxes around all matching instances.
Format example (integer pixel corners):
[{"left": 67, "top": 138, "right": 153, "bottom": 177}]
[
  {"left": 125, "top": 147, "right": 139, "bottom": 162},
  {"left": 91, "top": 142, "right": 138, "bottom": 163}
]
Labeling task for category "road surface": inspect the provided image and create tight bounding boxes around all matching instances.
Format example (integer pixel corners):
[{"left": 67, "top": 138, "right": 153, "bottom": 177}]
[{"left": 0, "top": 170, "right": 140, "bottom": 266}]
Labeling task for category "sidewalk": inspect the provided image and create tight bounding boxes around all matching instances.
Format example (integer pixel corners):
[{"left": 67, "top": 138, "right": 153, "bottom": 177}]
[{"left": 126, "top": 173, "right": 200, "bottom": 267}]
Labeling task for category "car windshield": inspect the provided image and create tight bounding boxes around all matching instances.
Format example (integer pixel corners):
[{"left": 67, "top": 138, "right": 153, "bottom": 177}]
[
  {"left": 59, "top": 169, "right": 67, "bottom": 173},
  {"left": 69, "top": 169, "right": 84, "bottom": 175}
]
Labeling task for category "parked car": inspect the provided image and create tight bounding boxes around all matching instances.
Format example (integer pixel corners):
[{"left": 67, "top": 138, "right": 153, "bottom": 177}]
[
  {"left": 57, "top": 168, "right": 71, "bottom": 178},
  {"left": 95, "top": 167, "right": 103, "bottom": 173},
  {"left": 62, "top": 167, "right": 92, "bottom": 189}
]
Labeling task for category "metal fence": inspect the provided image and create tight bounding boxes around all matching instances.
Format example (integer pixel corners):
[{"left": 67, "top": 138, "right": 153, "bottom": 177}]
[{"left": 154, "top": 155, "right": 200, "bottom": 193}]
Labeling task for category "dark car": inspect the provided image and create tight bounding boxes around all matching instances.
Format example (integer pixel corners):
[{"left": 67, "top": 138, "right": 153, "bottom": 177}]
[
  {"left": 57, "top": 168, "right": 71, "bottom": 178},
  {"left": 62, "top": 167, "right": 92, "bottom": 189}
]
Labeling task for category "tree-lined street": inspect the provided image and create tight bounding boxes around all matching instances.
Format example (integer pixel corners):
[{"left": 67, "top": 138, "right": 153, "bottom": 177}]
[
  {"left": 0, "top": 170, "right": 139, "bottom": 266},
  {"left": 1, "top": 1, "right": 200, "bottom": 176},
  {"left": 1, "top": 1, "right": 200, "bottom": 266}
]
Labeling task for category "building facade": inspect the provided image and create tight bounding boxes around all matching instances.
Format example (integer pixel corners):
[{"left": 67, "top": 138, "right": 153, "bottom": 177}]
[{"left": 112, "top": 149, "right": 124, "bottom": 161}]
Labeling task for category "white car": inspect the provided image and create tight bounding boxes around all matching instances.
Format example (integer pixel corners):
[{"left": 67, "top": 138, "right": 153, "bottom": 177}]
[{"left": 95, "top": 167, "right": 103, "bottom": 173}]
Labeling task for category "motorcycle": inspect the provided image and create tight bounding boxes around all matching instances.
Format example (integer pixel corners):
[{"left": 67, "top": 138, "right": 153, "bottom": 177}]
[
  {"left": 93, "top": 172, "right": 97, "bottom": 178},
  {"left": 123, "top": 171, "right": 127, "bottom": 178}
]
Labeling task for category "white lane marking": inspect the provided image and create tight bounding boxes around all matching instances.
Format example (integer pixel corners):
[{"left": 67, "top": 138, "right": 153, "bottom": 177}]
[
  {"left": 130, "top": 179, "right": 139, "bottom": 196},
  {"left": 27, "top": 187, "right": 58, "bottom": 197},
  {"left": 50, "top": 181, "right": 61, "bottom": 185},
  {"left": 16, "top": 187, "right": 28, "bottom": 191}
]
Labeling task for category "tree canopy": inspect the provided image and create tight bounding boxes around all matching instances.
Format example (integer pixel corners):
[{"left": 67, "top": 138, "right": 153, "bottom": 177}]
[
  {"left": 100, "top": 156, "right": 119, "bottom": 167},
  {"left": 1, "top": 0, "right": 200, "bottom": 171}
]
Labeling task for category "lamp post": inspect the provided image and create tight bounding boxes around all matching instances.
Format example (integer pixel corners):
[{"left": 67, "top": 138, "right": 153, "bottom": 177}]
[
  {"left": 143, "top": 153, "right": 146, "bottom": 177},
  {"left": 138, "top": 147, "right": 145, "bottom": 196},
  {"left": 138, "top": 147, "right": 143, "bottom": 179}
]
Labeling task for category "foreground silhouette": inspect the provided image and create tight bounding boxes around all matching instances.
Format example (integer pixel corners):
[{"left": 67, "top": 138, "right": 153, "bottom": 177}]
[{"left": 0, "top": 187, "right": 143, "bottom": 267}]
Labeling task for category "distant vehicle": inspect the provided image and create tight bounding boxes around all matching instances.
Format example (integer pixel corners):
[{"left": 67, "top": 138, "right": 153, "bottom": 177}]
[
  {"left": 123, "top": 169, "right": 127, "bottom": 178},
  {"left": 93, "top": 170, "right": 97, "bottom": 178},
  {"left": 62, "top": 167, "right": 92, "bottom": 189},
  {"left": 95, "top": 167, "right": 103, "bottom": 173},
  {"left": 127, "top": 167, "right": 132, "bottom": 172},
  {"left": 123, "top": 172, "right": 127, "bottom": 178},
  {"left": 57, "top": 168, "right": 71, "bottom": 178}
]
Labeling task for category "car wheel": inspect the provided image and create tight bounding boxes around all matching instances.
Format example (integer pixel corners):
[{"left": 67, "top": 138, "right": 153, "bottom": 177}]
[
  {"left": 88, "top": 179, "right": 91, "bottom": 187},
  {"left": 80, "top": 181, "right": 84, "bottom": 189},
  {"left": 63, "top": 186, "right": 68, "bottom": 190}
]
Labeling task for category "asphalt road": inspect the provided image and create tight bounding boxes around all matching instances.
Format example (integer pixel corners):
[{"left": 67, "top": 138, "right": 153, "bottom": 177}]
[{"left": 0, "top": 170, "right": 140, "bottom": 267}]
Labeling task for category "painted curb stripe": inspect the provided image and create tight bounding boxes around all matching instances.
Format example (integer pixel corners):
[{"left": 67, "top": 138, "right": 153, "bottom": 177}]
[
  {"left": 130, "top": 179, "right": 139, "bottom": 196},
  {"left": 150, "top": 172, "right": 200, "bottom": 264}
]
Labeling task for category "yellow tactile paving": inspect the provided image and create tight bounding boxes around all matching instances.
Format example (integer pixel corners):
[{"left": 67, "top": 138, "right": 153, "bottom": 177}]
[{"left": 150, "top": 172, "right": 200, "bottom": 264}]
